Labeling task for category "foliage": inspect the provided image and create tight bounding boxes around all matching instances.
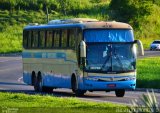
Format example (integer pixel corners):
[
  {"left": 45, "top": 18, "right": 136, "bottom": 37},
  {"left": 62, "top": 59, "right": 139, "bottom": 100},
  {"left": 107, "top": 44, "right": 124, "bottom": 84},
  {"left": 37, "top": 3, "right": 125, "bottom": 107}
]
[
  {"left": 109, "top": 0, "right": 160, "bottom": 48},
  {"left": 0, "top": 25, "right": 23, "bottom": 53},
  {"left": 137, "top": 57, "right": 160, "bottom": 88},
  {"left": 109, "top": 0, "right": 153, "bottom": 24},
  {"left": 128, "top": 90, "right": 160, "bottom": 113},
  {"left": 0, "top": 0, "right": 160, "bottom": 52}
]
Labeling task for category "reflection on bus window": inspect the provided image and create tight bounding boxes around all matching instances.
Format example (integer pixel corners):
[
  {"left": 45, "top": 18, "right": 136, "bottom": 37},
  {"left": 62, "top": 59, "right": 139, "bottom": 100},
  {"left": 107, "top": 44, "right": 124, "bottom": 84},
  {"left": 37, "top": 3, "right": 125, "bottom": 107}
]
[
  {"left": 23, "top": 31, "right": 28, "bottom": 48},
  {"left": 28, "top": 31, "right": 32, "bottom": 48},
  {"left": 69, "top": 29, "right": 75, "bottom": 47},
  {"left": 39, "top": 31, "right": 45, "bottom": 48},
  {"left": 32, "top": 31, "right": 38, "bottom": 47},
  {"left": 54, "top": 30, "right": 60, "bottom": 47},
  {"left": 62, "top": 29, "right": 67, "bottom": 47},
  {"left": 46, "top": 30, "right": 53, "bottom": 48}
]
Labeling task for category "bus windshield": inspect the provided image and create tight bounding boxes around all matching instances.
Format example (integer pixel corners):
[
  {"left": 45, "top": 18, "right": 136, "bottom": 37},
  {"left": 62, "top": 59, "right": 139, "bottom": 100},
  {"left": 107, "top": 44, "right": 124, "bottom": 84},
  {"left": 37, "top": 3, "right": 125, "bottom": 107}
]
[
  {"left": 84, "top": 29, "right": 134, "bottom": 42},
  {"left": 85, "top": 43, "right": 136, "bottom": 73},
  {"left": 84, "top": 29, "right": 136, "bottom": 73}
]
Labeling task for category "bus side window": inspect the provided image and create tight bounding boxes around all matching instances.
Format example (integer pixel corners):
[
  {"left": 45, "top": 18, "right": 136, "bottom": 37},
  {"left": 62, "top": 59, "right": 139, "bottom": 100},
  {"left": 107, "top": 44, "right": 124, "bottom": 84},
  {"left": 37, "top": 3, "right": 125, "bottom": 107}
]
[
  {"left": 61, "top": 29, "right": 67, "bottom": 47},
  {"left": 69, "top": 29, "right": 75, "bottom": 48},
  {"left": 77, "top": 28, "right": 82, "bottom": 44},
  {"left": 28, "top": 31, "right": 32, "bottom": 48},
  {"left": 32, "top": 31, "right": 38, "bottom": 48},
  {"left": 46, "top": 30, "right": 53, "bottom": 48},
  {"left": 39, "top": 31, "right": 45, "bottom": 48},
  {"left": 23, "top": 30, "right": 28, "bottom": 48},
  {"left": 54, "top": 30, "right": 60, "bottom": 47}
]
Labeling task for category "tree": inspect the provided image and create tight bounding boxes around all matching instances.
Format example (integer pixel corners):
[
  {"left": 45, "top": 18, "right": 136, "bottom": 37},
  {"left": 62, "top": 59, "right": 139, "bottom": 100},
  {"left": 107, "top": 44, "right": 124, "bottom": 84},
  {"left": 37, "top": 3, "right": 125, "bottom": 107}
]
[
  {"left": 8, "top": 0, "right": 17, "bottom": 12},
  {"left": 57, "top": 0, "right": 70, "bottom": 15},
  {"left": 109, "top": 0, "right": 153, "bottom": 23}
]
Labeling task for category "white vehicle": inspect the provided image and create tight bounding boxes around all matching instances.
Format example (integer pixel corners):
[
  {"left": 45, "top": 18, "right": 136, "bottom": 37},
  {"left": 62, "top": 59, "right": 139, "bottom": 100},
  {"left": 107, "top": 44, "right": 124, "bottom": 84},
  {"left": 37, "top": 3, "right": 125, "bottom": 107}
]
[{"left": 150, "top": 40, "right": 160, "bottom": 50}]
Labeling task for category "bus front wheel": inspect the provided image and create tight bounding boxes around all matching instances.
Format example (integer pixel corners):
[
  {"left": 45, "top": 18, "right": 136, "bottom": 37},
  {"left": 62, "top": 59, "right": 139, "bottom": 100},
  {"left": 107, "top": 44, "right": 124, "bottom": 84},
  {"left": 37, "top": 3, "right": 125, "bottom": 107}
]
[
  {"left": 115, "top": 89, "right": 125, "bottom": 97},
  {"left": 71, "top": 75, "right": 86, "bottom": 97}
]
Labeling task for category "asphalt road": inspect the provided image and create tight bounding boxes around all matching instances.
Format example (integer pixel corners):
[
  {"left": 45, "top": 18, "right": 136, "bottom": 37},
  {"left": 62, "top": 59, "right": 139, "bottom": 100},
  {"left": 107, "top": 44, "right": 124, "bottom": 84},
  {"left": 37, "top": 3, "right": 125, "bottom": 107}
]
[{"left": 0, "top": 51, "right": 160, "bottom": 106}]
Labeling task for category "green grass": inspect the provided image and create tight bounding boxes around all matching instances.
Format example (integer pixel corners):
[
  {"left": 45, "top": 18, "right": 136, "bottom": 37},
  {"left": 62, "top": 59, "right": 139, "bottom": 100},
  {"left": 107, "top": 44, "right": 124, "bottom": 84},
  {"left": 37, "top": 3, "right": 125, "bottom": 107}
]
[
  {"left": 0, "top": 25, "right": 23, "bottom": 53},
  {"left": 137, "top": 57, "right": 160, "bottom": 88},
  {"left": 0, "top": 92, "right": 126, "bottom": 113}
]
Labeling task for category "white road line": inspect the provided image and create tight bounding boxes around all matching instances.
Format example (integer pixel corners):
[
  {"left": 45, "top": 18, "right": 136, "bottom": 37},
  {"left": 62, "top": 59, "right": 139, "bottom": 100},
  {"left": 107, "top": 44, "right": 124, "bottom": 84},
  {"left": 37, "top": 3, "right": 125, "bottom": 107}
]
[
  {"left": 18, "top": 76, "right": 23, "bottom": 83},
  {"left": 0, "top": 67, "right": 22, "bottom": 72},
  {"left": 0, "top": 59, "right": 21, "bottom": 63}
]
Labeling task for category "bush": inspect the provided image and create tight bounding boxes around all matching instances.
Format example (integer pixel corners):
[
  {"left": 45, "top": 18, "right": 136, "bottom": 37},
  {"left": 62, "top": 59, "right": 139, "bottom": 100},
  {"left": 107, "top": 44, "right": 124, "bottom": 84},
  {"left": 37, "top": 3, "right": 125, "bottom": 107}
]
[{"left": 128, "top": 90, "right": 160, "bottom": 113}]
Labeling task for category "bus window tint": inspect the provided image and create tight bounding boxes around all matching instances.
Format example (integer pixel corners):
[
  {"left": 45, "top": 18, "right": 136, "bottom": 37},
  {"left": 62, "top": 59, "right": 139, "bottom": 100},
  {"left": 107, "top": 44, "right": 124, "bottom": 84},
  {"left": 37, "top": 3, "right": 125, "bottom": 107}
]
[
  {"left": 69, "top": 29, "right": 75, "bottom": 47},
  {"left": 54, "top": 30, "right": 60, "bottom": 47},
  {"left": 28, "top": 31, "right": 32, "bottom": 48},
  {"left": 32, "top": 31, "right": 38, "bottom": 47},
  {"left": 46, "top": 30, "right": 53, "bottom": 48},
  {"left": 77, "top": 28, "right": 82, "bottom": 44},
  {"left": 23, "top": 30, "right": 28, "bottom": 48},
  {"left": 39, "top": 31, "right": 45, "bottom": 48},
  {"left": 61, "top": 29, "right": 67, "bottom": 47}
]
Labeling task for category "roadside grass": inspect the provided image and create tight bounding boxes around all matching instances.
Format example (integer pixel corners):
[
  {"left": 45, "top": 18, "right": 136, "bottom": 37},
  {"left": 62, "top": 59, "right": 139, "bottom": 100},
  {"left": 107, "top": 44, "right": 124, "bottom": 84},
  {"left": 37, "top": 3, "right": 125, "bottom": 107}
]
[
  {"left": 137, "top": 57, "right": 160, "bottom": 88},
  {"left": 0, "top": 92, "right": 126, "bottom": 113},
  {"left": 0, "top": 25, "right": 23, "bottom": 53}
]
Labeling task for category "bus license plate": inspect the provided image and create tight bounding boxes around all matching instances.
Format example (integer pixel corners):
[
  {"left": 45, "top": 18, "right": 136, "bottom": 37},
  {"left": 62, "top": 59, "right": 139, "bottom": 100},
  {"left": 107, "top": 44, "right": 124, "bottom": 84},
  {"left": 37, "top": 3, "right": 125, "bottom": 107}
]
[{"left": 107, "top": 84, "right": 116, "bottom": 88}]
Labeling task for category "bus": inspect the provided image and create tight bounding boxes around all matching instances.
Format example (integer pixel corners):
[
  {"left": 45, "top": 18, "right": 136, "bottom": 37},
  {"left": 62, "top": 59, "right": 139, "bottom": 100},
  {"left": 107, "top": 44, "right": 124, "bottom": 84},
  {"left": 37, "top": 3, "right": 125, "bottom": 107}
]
[{"left": 22, "top": 18, "right": 144, "bottom": 97}]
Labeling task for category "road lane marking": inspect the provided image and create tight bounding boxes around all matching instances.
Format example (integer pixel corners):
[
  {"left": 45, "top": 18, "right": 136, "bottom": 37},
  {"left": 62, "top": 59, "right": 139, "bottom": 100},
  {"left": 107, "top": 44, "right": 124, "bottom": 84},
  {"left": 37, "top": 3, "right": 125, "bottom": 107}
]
[
  {"left": 0, "top": 67, "right": 22, "bottom": 72},
  {"left": 0, "top": 82, "right": 25, "bottom": 85},
  {"left": 18, "top": 77, "right": 23, "bottom": 83},
  {"left": 0, "top": 59, "right": 21, "bottom": 63}
]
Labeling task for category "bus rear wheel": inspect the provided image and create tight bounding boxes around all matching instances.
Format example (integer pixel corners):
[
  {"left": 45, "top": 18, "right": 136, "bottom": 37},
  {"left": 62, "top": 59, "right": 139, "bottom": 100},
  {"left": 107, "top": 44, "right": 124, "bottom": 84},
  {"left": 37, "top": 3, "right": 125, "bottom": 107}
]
[
  {"left": 32, "top": 75, "right": 38, "bottom": 92},
  {"left": 37, "top": 75, "right": 53, "bottom": 93},
  {"left": 115, "top": 89, "right": 125, "bottom": 97},
  {"left": 37, "top": 75, "right": 43, "bottom": 92}
]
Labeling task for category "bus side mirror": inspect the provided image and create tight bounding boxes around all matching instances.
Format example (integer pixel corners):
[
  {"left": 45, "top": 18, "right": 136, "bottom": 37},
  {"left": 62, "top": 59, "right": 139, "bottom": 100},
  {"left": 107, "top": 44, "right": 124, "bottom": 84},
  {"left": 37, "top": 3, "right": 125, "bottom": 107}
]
[
  {"left": 135, "top": 40, "right": 144, "bottom": 56},
  {"left": 79, "top": 40, "right": 86, "bottom": 68},
  {"left": 80, "top": 40, "right": 86, "bottom": 58}
]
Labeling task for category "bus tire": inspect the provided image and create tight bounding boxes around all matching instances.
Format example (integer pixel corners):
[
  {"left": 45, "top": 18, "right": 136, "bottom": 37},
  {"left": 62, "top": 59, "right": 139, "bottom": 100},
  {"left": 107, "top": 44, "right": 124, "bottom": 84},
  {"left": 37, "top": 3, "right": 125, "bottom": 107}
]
[
  {"left": 71, "top": 75, "right": 76, "bottom": 93},
  {"left": 71, "top": 75, "right": 86, "bottom": 97},
  {"left": 32, "top": 72, "right": 38, "bottom": 92},
  {"left": 115, "top": 89, "right": 125, "bottom": 97},
  {"left": 37, "top": 73, "right": 53, "bottom": 93},
  {"left": 37, "top": 72, "right": 44, "bottom": 92}
]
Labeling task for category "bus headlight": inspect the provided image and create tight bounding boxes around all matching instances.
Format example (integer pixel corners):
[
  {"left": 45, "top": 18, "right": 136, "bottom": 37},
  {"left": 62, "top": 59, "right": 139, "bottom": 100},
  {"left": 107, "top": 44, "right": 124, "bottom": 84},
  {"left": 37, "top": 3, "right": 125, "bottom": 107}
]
[{"left": 125, "top": 77, "right": 136, "bottom": 81}]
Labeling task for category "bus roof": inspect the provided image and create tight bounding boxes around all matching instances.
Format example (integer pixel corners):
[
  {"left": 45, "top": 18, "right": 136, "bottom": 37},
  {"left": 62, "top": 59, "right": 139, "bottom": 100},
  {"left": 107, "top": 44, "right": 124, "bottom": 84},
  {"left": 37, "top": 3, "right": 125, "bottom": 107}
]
[{"left": 24, "top": 18, "right": 132, "bottom": 30}]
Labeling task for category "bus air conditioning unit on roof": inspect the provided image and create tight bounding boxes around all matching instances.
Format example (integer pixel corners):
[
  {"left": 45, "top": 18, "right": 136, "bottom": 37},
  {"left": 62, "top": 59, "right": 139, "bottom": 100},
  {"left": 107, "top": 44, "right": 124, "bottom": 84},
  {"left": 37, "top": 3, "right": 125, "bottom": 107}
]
[{"left": 48, "top": 18, "right": 99, "bottom": 25}]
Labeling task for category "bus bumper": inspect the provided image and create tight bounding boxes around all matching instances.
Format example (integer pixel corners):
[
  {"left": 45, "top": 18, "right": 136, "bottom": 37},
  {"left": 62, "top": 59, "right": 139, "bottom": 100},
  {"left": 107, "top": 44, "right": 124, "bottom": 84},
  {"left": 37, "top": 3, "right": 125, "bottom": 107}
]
[{"left": 79, "top": 79, "right": 136, "bottom": 91}]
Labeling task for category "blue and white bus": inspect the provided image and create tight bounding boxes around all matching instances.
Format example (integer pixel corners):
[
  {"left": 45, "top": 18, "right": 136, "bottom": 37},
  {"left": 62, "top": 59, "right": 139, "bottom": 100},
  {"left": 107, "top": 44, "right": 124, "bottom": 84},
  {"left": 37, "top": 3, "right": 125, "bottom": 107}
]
[{"left": 23, "top": 18, "right": 144, "bottom": 97}]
